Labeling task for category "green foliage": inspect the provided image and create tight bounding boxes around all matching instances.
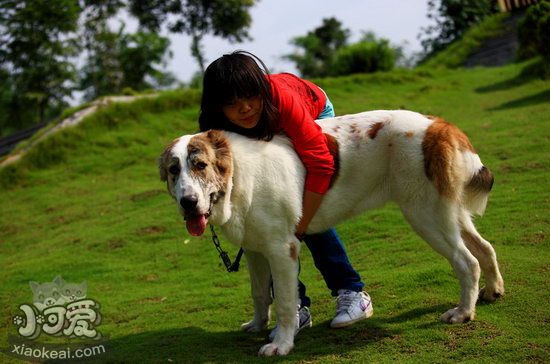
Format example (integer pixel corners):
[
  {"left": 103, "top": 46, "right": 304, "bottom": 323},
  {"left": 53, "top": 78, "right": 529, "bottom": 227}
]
[
  {"left": 0, "top": 63, "right": 549, "bottom": 362},
  {"left": 119, "top": 32, "right": 176, "bottom": 90},
  {"left": 420, "top": 13, "right": 508, "bottom": 69},
  {"left": 0, "top": 0, "right": 80, "bottom": 129},
  {"left": 79, "top": 29, "right": 175, "bottom": 101},
  {"left": 0, "top": 0, "right": 180, "bottom": 135},
  {"left": 285, "top": 17, "right": 350, "bottom": 78},
  {"left": 286, "top": 22, "right": 402, "bottom": 78},
  {"left": 331, "top": 39, "right": 396, "bottom": 76},
  {"left": 517, "top": 0, "right": 550, "bottom": 61},
  {"left": 419, "top": 0, "right": 499, "bottom": 58},
  {"left": 129, "top": 0, "right": 256, "bottom": 72}
]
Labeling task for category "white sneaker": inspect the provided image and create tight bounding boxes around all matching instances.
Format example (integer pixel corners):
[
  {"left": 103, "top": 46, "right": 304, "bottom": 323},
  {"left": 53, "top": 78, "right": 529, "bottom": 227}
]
[
  {"left": 268, "top": 305, "right": 312, "bottom": 341},
  {"left": 330, "top": 290, "right": 373, "bottom": 328}
]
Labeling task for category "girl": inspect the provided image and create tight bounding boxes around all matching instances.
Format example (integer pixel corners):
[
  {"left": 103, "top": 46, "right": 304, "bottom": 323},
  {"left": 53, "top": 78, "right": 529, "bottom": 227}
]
[{"left": 198, "top": 51, "right": 372, "bottom": 337}]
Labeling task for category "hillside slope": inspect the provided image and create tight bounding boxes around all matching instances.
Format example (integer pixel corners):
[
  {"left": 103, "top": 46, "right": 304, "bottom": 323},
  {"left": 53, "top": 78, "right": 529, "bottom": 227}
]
[{"left": 0, "top": 62, "right": 549, "bottom": 363}]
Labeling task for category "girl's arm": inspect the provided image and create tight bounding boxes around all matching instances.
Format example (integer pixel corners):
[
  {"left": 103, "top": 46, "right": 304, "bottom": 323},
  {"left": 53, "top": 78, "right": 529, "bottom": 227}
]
[{"left": 295, "top": 189, "right": 324, "bottom": 240}]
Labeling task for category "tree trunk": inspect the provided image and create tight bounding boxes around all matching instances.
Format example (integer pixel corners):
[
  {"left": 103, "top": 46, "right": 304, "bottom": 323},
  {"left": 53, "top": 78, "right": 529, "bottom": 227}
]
[{"left": 191, "top": 32, "right": 206, "bottom": 74}]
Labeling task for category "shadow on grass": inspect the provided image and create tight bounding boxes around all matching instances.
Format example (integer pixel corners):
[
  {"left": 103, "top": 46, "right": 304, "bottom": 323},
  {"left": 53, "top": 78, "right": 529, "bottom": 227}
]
[
  {"left": 84, "top": 304, "right": 463, "bottom": 362},
  {"left": 382, "top": 304, "right": 452, "bottom": 324},
  {"left": 475, "top": 73, "right": 534, "bottom": 94},
  {"left": 96, "top": 321, "right": 399, "bottom": 362},
  {"left": 475, "top": 60, "right": 546, "bottom": 94},
  {"left": 488, "top": 89, "right": 550, "bottom": 111}
]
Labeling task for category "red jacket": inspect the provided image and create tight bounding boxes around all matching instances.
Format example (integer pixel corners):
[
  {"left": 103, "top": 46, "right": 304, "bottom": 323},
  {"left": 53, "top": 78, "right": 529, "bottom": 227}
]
[{"left": 268, "top": 73, "right": 334, "bottom": 194}]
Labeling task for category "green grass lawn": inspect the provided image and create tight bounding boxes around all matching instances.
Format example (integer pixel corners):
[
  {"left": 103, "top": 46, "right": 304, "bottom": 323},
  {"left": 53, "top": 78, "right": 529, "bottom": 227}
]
[{"left": 0, "top": 61, "right": 549, "bottom": 363}]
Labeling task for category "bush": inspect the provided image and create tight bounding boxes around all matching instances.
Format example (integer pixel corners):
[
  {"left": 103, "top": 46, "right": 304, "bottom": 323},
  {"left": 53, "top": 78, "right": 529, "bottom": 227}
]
[
  {"left": 517, "top": 0, "right": 550, "bottom": 60},
  {"left": 331, "top": 40, "right": 396, "bottom": 76}
]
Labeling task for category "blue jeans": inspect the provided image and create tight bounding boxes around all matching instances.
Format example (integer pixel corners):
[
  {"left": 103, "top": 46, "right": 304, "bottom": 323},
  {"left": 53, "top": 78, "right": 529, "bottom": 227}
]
[{"left": 298, "top": 89, "right": 365, "bottom": 307}]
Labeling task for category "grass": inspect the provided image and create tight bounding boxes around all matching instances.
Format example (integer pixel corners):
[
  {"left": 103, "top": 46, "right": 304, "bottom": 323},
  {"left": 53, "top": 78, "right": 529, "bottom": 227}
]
[{"left": 0, "top": 61, "right": 549, "bottom": 363}]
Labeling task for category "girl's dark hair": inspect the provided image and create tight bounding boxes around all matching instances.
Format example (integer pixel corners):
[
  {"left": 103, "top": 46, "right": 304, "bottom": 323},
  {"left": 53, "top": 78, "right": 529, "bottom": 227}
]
[{"left": 198, "top": 50, "right": 279, "bottom": 141}]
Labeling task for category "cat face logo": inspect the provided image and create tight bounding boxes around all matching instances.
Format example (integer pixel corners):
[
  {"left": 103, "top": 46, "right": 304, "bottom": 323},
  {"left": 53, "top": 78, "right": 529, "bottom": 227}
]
[
  {"left": 29, "top": 276, "right": 87, "bottom": 312},
  {"left": 12, "top": 276, "right": 101, "bottom": 340}
]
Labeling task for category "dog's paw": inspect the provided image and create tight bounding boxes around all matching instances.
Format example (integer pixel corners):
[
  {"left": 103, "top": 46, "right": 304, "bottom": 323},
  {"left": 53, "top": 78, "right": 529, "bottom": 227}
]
[
  {"left": 440, "top": 307, "right": 475, "bottom": 324},
  {"left": 258, "top": 342, "right": 293, "bottom": 356},
  {"left": 478, "top": 285, "right": 505, "bottom": 303},
  {"left": 240, "top": 319, "right": 267, "bottom": 333}
]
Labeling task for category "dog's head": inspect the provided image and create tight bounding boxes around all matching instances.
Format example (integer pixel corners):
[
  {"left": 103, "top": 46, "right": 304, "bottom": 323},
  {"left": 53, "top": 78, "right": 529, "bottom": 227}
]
[{"left": 159, "top": 130, "right": 233, "bottom": 236}]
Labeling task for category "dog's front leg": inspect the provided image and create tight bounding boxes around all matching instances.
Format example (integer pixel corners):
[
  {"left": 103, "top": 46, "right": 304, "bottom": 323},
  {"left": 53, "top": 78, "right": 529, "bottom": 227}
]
[
  {"left": 258, "top": 241, "right": 300, "bottom": 357},
  {"left": 241, "top": 250, "right": 272, "bottom": 332}
]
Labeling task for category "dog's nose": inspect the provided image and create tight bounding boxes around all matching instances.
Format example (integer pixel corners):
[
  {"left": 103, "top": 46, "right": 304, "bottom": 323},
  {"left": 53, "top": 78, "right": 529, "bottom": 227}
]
[{"left": 180, "top": 194, "right": 198, "bottom": 210}]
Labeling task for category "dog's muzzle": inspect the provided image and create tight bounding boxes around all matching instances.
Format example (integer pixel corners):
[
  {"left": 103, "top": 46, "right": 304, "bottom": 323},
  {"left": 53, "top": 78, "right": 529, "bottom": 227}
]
[
  {"left": 179, "top": 193, "right": 206, "bottom": 236},
  {"left": 180, "top": 191, "right": 224, "bottom": 237}
]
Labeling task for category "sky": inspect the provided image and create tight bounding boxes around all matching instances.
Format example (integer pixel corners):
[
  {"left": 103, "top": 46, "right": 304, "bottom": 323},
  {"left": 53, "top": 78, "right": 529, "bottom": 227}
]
[{"left": 146, "top": 0, "right": 433, "bottom": 83}]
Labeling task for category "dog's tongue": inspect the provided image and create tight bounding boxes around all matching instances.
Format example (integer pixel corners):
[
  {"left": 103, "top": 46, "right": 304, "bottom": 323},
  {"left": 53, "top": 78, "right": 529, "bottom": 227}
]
[{"left": 186, "top": 214, "right": 207, "bottom": 236}]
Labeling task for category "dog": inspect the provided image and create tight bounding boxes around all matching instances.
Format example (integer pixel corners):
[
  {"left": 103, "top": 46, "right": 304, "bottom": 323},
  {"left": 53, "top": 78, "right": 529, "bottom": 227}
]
[{"left": 159, "top": 110, "right": 504, "bottom": 356}]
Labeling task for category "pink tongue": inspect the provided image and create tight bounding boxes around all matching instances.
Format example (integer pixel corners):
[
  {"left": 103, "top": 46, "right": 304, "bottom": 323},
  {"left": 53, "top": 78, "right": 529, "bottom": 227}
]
[{"left": 186, "top": 215, "right": 207, "bottom": 236}]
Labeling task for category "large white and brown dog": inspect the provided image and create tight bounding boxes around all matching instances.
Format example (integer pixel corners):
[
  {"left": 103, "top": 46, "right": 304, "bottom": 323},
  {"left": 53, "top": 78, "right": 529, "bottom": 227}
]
[{"left": 159, "top": 110, "right": 504, "bottom": 356}]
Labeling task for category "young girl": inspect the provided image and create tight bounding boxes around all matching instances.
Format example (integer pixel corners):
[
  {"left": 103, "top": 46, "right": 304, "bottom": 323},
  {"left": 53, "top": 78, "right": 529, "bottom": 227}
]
[{"left": 198, "top": 51, "right": 373, "bottom": 337}]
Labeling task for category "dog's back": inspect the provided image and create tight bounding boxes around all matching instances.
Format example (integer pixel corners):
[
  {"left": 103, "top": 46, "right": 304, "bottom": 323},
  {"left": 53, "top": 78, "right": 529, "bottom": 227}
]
[{"left": 309, "top": 110, "right": 492, "bottom": 233}]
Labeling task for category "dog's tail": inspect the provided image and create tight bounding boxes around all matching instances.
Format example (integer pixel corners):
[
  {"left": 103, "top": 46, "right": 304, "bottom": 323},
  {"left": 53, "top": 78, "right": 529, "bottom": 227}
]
[
  {"left": 422, "top": 117, "right": 493, "bottom": 216},
  {"left": 463, "top": 165, "right": 493, "bottom": 216}
]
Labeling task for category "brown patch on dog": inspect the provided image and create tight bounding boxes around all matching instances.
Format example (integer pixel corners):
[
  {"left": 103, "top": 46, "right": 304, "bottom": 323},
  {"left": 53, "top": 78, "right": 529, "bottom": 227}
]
[
  {"left": 349, "top": 123, "right": 360, "bottom": 135},
  {"left": 368, "top": 122, "right": 385, "bottom": 139},
  {"left": 324, "top": 133, "right": 340, "bottom": 188},
  {"left": 289, "top": 243, "right": 298, "bottom": 261},
  {"left": 422, "top": 118, "right": 476, "bottom": 199},
  {"left": 159, "top": 137, "right": 180, "bottom": 181},
  {"left": 405, "top": 131, "right": 414, "bottom": 138},
  {"left": 187, "top": 130, "right": 233, "bottom": 191}
]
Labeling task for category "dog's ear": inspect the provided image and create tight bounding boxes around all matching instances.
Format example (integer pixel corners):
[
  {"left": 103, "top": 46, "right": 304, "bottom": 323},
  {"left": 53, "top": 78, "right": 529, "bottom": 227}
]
[
  {"left": 158, "top": 152, "right": 169, "bottom": 182},
  {"left": 206, "top": 130, "right": 232, "bottom": 174},
  {"left": 205, "top": 129, "right": 226, "bottom": 150},
  {"left": 159, "top": 138, "right": 179, "bottom": 181}
]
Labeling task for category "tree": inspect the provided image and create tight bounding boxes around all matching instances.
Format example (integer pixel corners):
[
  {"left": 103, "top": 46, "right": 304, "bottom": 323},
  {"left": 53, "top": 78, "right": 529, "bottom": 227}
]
[
  {"left": 79, "top": 1, "right": 175, "bottom": 101},
  {"left": 79, "top": 27, "right": 124, "bottom": 101},
  {"left": 517, "top": 0, "right": 550, "bottom": 61},
  {"left": 119, "top": 32, "right": 176, "bottom": 90},
  {"left": 79, "top": 28, "right": 175, "bottom": 101},
  {"left": 284, "top": 17, "right": 350, "bottom": 78},
  {"left": 419, "top": 0, "right": 499, "bottom": 56},
  {"left": 79, "top": 0, "right": 125, "bottom": 100},
  {"left": 0, "top": 0, "right": 81, "bottom": 128},
  {"left": 128, "top": 0, "right": 256, "bottom": 73},
  {"left": 331, "top": 34, "right": 397, "bottom": 76}
]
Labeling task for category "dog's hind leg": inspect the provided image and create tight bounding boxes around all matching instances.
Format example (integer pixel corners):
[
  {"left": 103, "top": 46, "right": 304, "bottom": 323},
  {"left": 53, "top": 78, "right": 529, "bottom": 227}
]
[
  {"left": 458, "top": 210, "right": 504, "bottom": 302},
  {"left": 241, "top": 250, "right": 273, "bottom": 333},
  {"left": 258, "top": 240, "right": 300, "bottom": 356},
  {"left": 400, "top": 201, "right": 480, "bottom": 323}
]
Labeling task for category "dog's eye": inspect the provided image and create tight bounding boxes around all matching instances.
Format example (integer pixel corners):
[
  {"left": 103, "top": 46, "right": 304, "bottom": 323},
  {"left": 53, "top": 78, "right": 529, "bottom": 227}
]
[
  {"left": 169, "top": 165, "right": 180, "bottom": 175},
  {"left": 196, "top": 162, "right": 207, "bottom": 170}
]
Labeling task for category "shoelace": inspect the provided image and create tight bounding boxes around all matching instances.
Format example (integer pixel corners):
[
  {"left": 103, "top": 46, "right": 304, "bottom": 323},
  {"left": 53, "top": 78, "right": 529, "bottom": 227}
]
[{"left": 335, "top": 292, "right": 358, "bottom": 314}]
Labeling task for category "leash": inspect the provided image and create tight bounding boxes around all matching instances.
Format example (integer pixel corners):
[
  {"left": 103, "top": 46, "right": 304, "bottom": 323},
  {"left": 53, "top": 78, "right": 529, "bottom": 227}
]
[{"left": 210, "top": 224, "right": 243, "bottom": 272}]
